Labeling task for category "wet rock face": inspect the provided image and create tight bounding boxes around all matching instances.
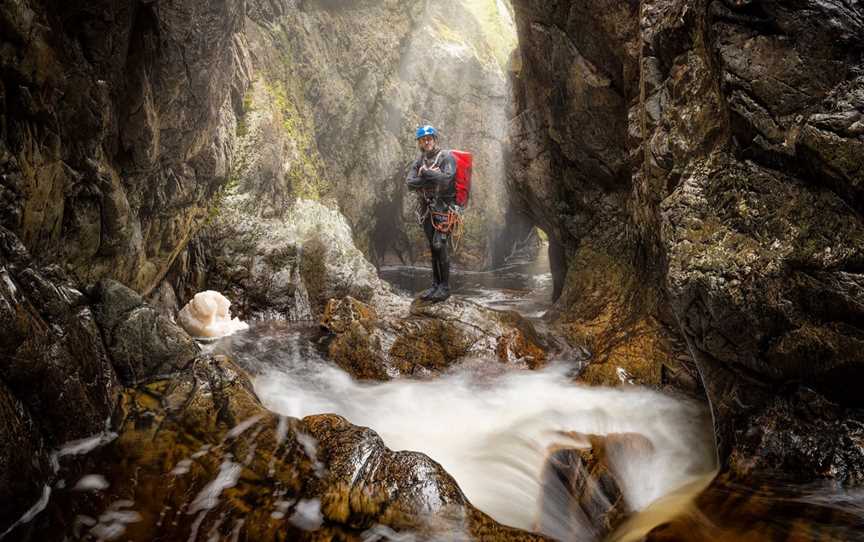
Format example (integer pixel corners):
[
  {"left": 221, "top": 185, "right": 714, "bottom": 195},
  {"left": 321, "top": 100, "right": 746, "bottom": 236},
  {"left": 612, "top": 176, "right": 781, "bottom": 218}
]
[
  {"left": 91, "top": 279, "right": 199, "bottom": 385},
  {"left": 538, "top": 433, "right": 653, "bottom": 541},
  {"left": 0, "top": 227, "right": 118, "bottom": 528},
  {"left": 0, "top": 0, "right": 248, "bottom": 294},
  {"left": 509, "top": 0, "right": 695, "bottom": 391},
  {"left": 653, "top": 0, "right": 864, "bottom": 476},
  {"left": 510, "top": 0, "right": 864, "bottom": 481},
  {"left": 221, "top": 0, "right": 517, "bottom": 270},
  {"left": 29, "top": 354, "right": 550, "bottom": 541},
  {"left": 0, "top": 228, "right": 118, "bottom": 445}
]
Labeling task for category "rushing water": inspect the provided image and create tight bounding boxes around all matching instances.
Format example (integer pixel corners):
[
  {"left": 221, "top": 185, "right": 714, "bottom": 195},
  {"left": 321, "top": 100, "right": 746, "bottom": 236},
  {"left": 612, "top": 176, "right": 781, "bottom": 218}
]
[
  {"left": 208, "top": 257, "right": 719, "bottom": 539},
  {"left": 12, "top": 258, "right": 864, "bottom": 540},
  {"left": 253, "top": 352, "right": 715, "bottom": 537}
]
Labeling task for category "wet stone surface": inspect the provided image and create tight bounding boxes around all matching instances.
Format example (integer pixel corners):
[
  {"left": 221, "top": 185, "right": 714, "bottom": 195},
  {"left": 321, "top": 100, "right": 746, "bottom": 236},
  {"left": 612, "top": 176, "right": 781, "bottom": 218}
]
[{"left": 15, "top": 355, "right": 551, "bottom": 541}]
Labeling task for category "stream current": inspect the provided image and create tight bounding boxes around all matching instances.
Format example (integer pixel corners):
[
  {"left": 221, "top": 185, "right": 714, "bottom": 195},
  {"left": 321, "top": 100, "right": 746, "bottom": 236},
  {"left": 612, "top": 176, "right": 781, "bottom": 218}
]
[
  {"left": 12, "top": 255, "right": 864, "bottom": 540},
  {"left": 207, "top": 255, "right": 719, "bottom": 539}
]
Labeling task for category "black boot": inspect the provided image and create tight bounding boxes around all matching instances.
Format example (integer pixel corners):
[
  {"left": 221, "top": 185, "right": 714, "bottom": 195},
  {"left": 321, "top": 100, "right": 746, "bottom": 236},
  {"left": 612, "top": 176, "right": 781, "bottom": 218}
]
[
  {"left": 429, "top": 283, "right": 450, "bottom": 303},
  {"left": 429, "top": 255, "right": 450, "bottom": 303},
  {"left": 420, "top": 245, "right": 442, "bottom": 301},
  {"left": 419, "top": 284, "right": 438, "bottom": 300}
]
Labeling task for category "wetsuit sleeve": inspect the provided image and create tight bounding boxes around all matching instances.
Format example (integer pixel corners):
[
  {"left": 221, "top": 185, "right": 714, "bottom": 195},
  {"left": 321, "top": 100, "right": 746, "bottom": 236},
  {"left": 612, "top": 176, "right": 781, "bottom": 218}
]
[
  {"left": 421, "top": 152, "right": 455, "bottom": 191},
  {"left": 406, "top": 158, "right": 427, "bottom": 190}
]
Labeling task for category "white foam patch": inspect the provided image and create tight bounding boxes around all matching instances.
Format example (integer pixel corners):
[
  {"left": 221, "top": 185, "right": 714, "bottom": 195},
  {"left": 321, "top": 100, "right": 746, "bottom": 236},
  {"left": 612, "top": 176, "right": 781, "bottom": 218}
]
[
  {"left": 188, "top": 460, "right": 243, "bottom": 514},
  {"left": 289, "top": 499, "right": 323, "bottom": 531},
  {"left": 226, "top": 415, "right": 264, "bottom": 439},
  {"left": 53, "top": 431, "right": 118, "bottom": 463},
  {"left": 178, "top": 291, "right": 249, "bottom": 338},
  {"left": 90, "top": 501, "right": 142, "bottom": 541},
  {"left": 171, "top": 459, "right": 193, "bottom": 476},
  {"left": 74, "top": 475, "right": 109, "bottom": 492}
]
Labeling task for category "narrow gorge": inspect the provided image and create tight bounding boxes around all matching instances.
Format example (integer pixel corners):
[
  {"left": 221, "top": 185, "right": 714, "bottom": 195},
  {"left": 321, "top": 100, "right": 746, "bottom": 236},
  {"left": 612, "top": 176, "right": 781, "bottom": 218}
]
[{"left": 1, "top": 0, "right": 863, "bottom": 541}]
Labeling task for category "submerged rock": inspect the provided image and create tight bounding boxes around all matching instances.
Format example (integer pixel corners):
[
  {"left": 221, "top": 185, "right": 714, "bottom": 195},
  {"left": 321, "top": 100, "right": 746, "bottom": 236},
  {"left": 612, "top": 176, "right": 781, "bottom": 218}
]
[
  {"left": 643, "top": 471, "right": 864, "bottom": 541},
  {"left": 197, "top": 198, "right": 385, "bottom": 321},
  {"left": 537, "top": 433, "right": 653, "bottom": 541}
]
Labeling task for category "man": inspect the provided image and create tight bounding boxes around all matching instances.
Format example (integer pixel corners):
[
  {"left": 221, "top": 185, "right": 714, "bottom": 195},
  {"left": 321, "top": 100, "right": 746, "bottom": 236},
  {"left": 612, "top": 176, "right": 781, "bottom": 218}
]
[{"left": 406, "top": 124, "right": 457, "bottom": 302}]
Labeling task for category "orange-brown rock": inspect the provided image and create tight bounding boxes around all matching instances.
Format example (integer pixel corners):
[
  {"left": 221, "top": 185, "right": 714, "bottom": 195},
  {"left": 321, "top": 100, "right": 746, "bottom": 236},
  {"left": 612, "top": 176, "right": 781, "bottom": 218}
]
[
  {"left": 22, "top": 354, "right": 551, "bottom": 542},
  {"left": 321, "top": 293, "right": 551, "bottom": 380},
  {"left": 321, "top": 296, "right": 377, "bottom": 335},
  {"left": 643, "top": 472, "right": 864, "bottom": 542}
]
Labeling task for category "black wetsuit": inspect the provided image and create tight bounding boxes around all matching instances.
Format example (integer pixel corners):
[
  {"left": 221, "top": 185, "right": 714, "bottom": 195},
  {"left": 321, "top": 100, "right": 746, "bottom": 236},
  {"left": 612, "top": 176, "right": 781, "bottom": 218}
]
[{"left": 406, "top": 149, "right": 457, "bottom": 297}]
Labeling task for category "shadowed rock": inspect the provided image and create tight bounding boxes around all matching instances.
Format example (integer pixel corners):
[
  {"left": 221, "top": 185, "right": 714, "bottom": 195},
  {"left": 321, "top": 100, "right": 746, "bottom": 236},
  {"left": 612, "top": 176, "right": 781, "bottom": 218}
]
[
  {"left": 510, "top": 0, "right": 864, "bottom": 484},
  {"left": 0, "top": 228, "right": 118, "bottom": 445},
  {"left": 92, "top": 279, "right": 199, "bottom": 385},
  {"left": 0, "top": 227, "right": 119, "bottom": 529},
  {"left": 0, "top": 379, "right": 50, "bottom": 531},
  {"left": 0, "top": 0, "right": 250, "bottom": 294}
]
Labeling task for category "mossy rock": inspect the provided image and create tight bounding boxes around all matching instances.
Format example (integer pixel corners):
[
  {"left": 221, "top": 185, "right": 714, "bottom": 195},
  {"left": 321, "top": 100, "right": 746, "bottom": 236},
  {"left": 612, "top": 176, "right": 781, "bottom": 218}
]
[{"left": 32, "top": 354, "right": 552, "bottom": 541}]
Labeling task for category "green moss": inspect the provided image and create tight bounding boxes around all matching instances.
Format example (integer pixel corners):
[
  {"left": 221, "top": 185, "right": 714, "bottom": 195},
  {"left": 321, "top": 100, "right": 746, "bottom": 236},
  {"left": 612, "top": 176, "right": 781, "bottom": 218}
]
[
  {"left": 433, "top": 0, "right": 518, "bottom": 70},
  {"left": 262, "top": 77, "right": 330, "bottom": 201},
  {"left": 536, "top": 228, "right": 548, "bottom": 242},
  {"left": 236, "top": 88, "right": 256, "bottom": 139},
  {"left": 205, "top": 174, "right": 241, "bottom": 225}
]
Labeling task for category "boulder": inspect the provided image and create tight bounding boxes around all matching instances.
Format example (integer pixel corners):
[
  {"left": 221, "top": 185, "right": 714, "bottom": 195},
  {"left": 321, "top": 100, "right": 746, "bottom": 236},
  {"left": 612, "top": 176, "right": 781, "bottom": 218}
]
[
  {"left": 92, "top": 279, "right": 199, "bottom": 385},
  {"left": 321, "top": 294, "right": 550, "bottom": 380},
  {"left": 24, "top": 354, "right": 552, "bottom": 541},
  {"left": 0, "top": 227, "right": 118, "bottom": 446},
  {"left": 201, "top": 198, "right": 385, "bottom": 320}
]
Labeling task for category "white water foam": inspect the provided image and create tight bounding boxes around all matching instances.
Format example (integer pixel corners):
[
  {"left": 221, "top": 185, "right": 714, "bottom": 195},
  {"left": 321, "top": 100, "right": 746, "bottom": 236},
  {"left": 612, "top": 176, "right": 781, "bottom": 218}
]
[
  {"left": 254, "top": 362, "right": 715, "bottom": 535},
  {"left": 0, "top": 485, "right": 51, "bottom": 540},
  {"left": 188, "top": 459, "right": 243, "bottom": 515}
]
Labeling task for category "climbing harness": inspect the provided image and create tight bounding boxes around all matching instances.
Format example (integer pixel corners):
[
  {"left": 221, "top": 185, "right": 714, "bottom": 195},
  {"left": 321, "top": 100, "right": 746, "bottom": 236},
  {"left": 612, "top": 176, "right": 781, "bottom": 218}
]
[{"left": 431, "top": 205, "right": 465, "bottom": 253}]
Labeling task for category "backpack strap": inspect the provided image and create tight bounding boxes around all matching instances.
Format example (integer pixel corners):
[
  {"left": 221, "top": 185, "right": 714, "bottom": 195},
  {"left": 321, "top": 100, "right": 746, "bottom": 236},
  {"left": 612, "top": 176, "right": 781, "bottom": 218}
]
[{"left": 423, "top": 150, "right": 443, "bottom": 169}]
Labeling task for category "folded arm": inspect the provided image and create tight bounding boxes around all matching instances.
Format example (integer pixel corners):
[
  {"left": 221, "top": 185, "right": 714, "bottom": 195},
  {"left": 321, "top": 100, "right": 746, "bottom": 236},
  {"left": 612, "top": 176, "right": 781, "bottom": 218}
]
[
  {"left": 406, "top": 158, "right": 427, "bottom": 190},
  {"left": 421, "top": 152, "right": 456, "bottom": 191}
]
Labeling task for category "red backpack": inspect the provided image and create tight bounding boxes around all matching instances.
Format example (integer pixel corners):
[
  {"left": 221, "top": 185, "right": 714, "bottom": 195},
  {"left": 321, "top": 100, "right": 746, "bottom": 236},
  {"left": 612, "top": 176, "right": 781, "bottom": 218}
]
[{"left": 450, "top": 150, "right": 473, "bottom": 207}]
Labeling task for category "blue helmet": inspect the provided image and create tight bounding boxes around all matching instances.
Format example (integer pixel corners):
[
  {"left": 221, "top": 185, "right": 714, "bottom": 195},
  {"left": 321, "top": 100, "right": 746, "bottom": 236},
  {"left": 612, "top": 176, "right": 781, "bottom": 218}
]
[{"left": 415, "top": 124, "right": 438, "bottom": 140}]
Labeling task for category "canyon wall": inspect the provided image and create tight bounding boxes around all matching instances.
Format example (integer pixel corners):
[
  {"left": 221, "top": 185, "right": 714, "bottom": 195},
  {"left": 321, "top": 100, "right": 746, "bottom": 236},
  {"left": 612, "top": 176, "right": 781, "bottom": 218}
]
[
  {"left": 510, "top": 0, "right": 864, "bottom": 480},
  {"left": 0, "top": 0, "right": 249, "bottom": 295},
  {"left": 164, "top": 0, "right": 521, "bottom": 318}
]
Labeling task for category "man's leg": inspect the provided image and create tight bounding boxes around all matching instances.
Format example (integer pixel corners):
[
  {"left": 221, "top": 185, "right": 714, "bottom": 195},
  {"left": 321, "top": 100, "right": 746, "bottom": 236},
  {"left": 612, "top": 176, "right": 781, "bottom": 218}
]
[
  {"left": 420, "top": 216, "right": 439, "bottom": 300},
  {"left": 429, "top": 228, "right": 451, "bottom": 302}
]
